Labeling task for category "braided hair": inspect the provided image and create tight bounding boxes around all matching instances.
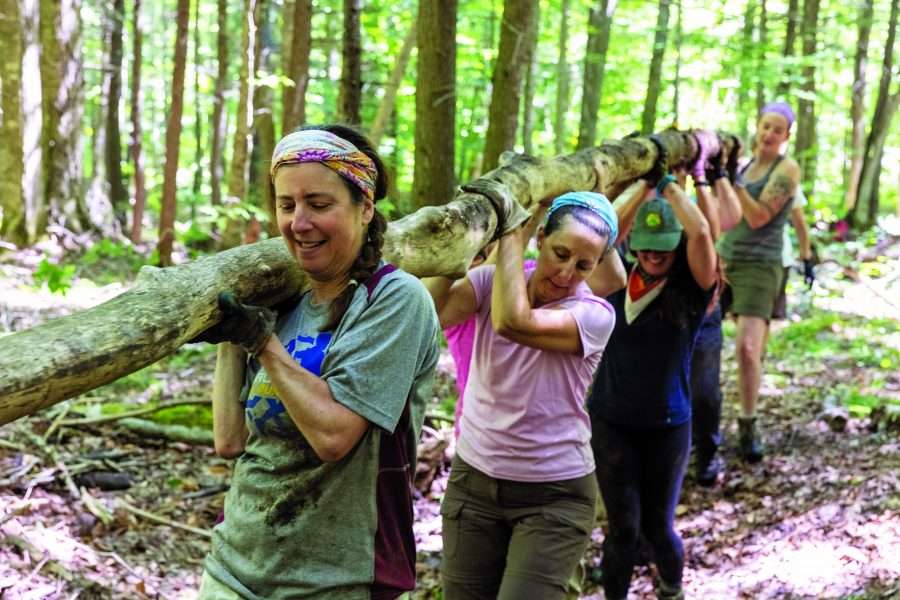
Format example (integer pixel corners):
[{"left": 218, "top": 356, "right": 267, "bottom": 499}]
[{"left": 294, "top": 124, "right": 390, "bottom": 332}]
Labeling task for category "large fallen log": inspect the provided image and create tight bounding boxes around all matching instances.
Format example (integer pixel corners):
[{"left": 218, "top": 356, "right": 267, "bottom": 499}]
[{"left": 0, "top": 131, "right": 732, "bottom": 425}]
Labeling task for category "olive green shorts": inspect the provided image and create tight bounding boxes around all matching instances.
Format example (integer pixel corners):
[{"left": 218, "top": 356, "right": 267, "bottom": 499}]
[{"left": 723, "top": 261, "right": 784, "bottom": 320}]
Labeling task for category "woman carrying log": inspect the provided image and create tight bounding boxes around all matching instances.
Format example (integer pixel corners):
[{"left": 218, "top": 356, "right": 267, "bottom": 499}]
[
  {"left": 717, "top": 101, "right": 801, "bottom": 462},
  {"left": 193, "top": 124, "right": 440, "bottom": 600},
  {"left": 588, "top": 138, "right": 719, "bottom": 600},
  {"left": 426, "top": 185, "right": 620, "bottom": 600}
]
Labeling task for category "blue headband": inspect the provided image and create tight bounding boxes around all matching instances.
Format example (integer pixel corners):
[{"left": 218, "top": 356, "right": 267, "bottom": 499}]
[{"left": 546, "top": 191, "right": 619, "bottom": 250}]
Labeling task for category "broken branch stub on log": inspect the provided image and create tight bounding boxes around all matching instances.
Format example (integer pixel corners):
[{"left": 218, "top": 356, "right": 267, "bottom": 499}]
[{"left": 0, "top": 131, "right": 722, "bottom": 425}]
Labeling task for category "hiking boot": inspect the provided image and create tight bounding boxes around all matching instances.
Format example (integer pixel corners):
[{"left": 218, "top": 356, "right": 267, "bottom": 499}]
[
  {"left": 695, "top": 454, "right": 723, "bottom": 487},
  {"left": 738, "top": 417, "right": 764, "bottom": 463},
  {"left": 657, "top": 580, "right": 685, "bottom": 600}
]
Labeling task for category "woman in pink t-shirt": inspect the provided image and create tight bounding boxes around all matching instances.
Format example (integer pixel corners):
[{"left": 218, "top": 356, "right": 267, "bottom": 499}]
[{"left": 426, "top": 189, "right": 623, "bottom": 600}]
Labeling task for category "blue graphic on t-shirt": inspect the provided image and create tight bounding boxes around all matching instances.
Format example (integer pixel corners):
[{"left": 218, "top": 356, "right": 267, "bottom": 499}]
[
  {"left": 284, "top": 332, "right": 333, "bottom": 376},
  {"left": 245, "top": 332, "right": 333, "bottom": 437},
  {"left": 246, "top": 395, "right": 295, "bottom": 437}
]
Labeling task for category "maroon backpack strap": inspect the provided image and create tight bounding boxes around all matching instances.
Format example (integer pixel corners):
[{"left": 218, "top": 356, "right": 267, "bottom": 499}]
[
  {"left": 365, "top": 264, "right": 398, "bottom": 301},
  {"left": 372, "top": 400, "right": 415, "bottom": 597}
]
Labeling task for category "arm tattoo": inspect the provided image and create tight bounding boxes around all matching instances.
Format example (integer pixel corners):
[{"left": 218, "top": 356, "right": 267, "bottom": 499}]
[{"left": 761, "top": 173, "right": 795, "bottom": 215}]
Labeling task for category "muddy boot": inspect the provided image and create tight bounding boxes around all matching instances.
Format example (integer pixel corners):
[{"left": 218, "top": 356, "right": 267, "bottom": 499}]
[
  {"left": 738, "top": 417, "right": 764, "bottom": 463},
  {"left": 695, "top": 453, "right": 723, "bottom": 487},
  {"left": 657, "top": 580, "right": 685, "bottom": 600}
]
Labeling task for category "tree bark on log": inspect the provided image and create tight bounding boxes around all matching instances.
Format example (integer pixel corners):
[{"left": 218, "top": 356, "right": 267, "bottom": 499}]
[{"left": 0, "top": 131, "right": 720, "bottom": 425}]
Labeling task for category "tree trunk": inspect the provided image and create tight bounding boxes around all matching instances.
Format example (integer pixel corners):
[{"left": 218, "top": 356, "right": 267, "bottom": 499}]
[
  {"left": 20, "top": 0, "right": 42, "bottom": 243},
  {"left": 0, "top": 0, "right": 28, "bottom": 247},
  {"left": 281, "top": 0, "right": 311, "bottom": 135},
  {"left": 249, "top": 0, "right": 274, "bottom": 240},
  {"left": 227, "top": 0, "right": 258, "bottom": 205},
  {"left": 671, "top": 0, "right": 682, "bottom": 124},
  {"left": 104, "top": 0, "right": 127, "bottom": 227},
  {"left": 157, "top": 0, "right": 191, "bottom": 267},
  {"left": 369, "top": 21, "right": 416, "bottom": 147},
  {"left": 39, "top": 0, "right": 87, "bottom": 234},
  {"left": 554, "top": 0, "right": 570, "bottom": 155},
  {"left": 640, "top": 0, "right": 672, "bottom": 135},
  {"left": 755, "top": 0, "right": 768, "bottom": 116},
  {"left": 412, "top": 0, "right": 457, "bottom": 209},
  {"left": 577, "top": 0, "right": 617, "bottom": 150},
  {"left": 775, "top": 0, "right": 800, "bottom": 97},
  {"left": 192, "top": 0, "right": 203, "bottom": 210},
  {"left": 129, "top": 0, "right": 146, "bottom": 243},
  {"left": 845, "top": 0, "right": 874, "bottom": 210},
  {"left": 85, "top": 5, "right": 111, "bottom": 232},
  {"left": 793, "top": 0, "right": 820, "bottom": 192},
  {"left": 0, "top": 129, "right": 723, "bottom": 424},
  {"left": 736, "top": 0, "right": 756, "bottom": 138},
  {"left": 482, "top": 0, "right": 540, "bottom": 172},
  {"left": 209, "top": 0, "right": 227, "bottom": 207},
  {"left": 338, "top": 0, "right": 362, "bottom": 125},
  {"left": 853, "top": 0, "right": 900, "bottom": 228},
  {"left": 520, "top": 1, "right": 540, "bottom": 156},
  {"left": 861, "top": 118, "right": 897, "bottom": 226}
]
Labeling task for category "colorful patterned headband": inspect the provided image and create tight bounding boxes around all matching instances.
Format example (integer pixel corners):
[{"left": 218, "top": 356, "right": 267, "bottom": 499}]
[
  {"left": 270, "top": 130, "right": 378, "bottom": 202},
  {"left": 546, "top": 191, "right": 619, "bottom": 247}
]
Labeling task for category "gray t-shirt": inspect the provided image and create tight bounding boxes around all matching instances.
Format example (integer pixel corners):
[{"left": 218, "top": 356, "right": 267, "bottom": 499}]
[
  {"left": 718, "top": 156, "right": 792, "bottom": 264},
  {"left": 204, "top": 268, "right": 440, "bottom": 599}
]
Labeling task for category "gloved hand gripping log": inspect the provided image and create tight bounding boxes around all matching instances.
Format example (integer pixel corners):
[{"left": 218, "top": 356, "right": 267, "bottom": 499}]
[{"left": 461, "top": 179, "right": 533, "bottom": 241}]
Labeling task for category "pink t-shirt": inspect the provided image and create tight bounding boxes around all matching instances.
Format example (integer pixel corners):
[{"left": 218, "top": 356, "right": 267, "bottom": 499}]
[
  {"left": 456, "top": 264, "right": 615, "bottom": 482},
  {"left": 444, "top": 260, "right": 536, "bottom": 439},
  {"left": 444, "top": 318, "right": 476, "bottom": 439}
]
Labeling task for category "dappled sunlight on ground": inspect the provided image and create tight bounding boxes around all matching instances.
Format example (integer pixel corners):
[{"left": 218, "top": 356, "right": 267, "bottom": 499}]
[{"left": 680, "top": 506, "right": 900, "bottom": 598}]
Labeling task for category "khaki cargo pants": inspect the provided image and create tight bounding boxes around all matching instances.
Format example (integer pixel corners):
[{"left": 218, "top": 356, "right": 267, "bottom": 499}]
[{"left": 440, "top": 456, "right": 597, "bottom": 600}]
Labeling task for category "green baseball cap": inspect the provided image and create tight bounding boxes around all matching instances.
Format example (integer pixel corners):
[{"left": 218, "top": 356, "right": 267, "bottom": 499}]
[{"left": 629, "top": 196, "right": 683, "bottom": 251}]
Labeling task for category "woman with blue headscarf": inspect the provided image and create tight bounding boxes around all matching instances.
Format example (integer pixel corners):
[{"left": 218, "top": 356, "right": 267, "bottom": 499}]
[{"left": 426, "top": 187, "right": 621, "bottom": 600}]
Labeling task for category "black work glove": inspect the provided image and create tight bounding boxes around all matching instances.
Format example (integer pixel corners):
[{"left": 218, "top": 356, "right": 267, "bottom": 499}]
[
  {"left": 726, "top": 135, "right": 743, "bottom": 184},
  {"left": 705, "top": 149, "right": 727, "bottom": 183},
  {"left": 643, "top": 135, "right": 669, "bottom": 187},
  {"left": 190, "top": 292, "right": 276, "bottom": 356},
  {"left": 802, "top": 259, "right": 815, "bottom": 288},
  {"left": 461, "top": 179, "right": 531, "bottom": 241}
]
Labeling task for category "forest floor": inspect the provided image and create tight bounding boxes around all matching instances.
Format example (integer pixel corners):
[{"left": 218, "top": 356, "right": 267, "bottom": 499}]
[{"left": 1, "top": 222, "right": 900, "bottom": 599}]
